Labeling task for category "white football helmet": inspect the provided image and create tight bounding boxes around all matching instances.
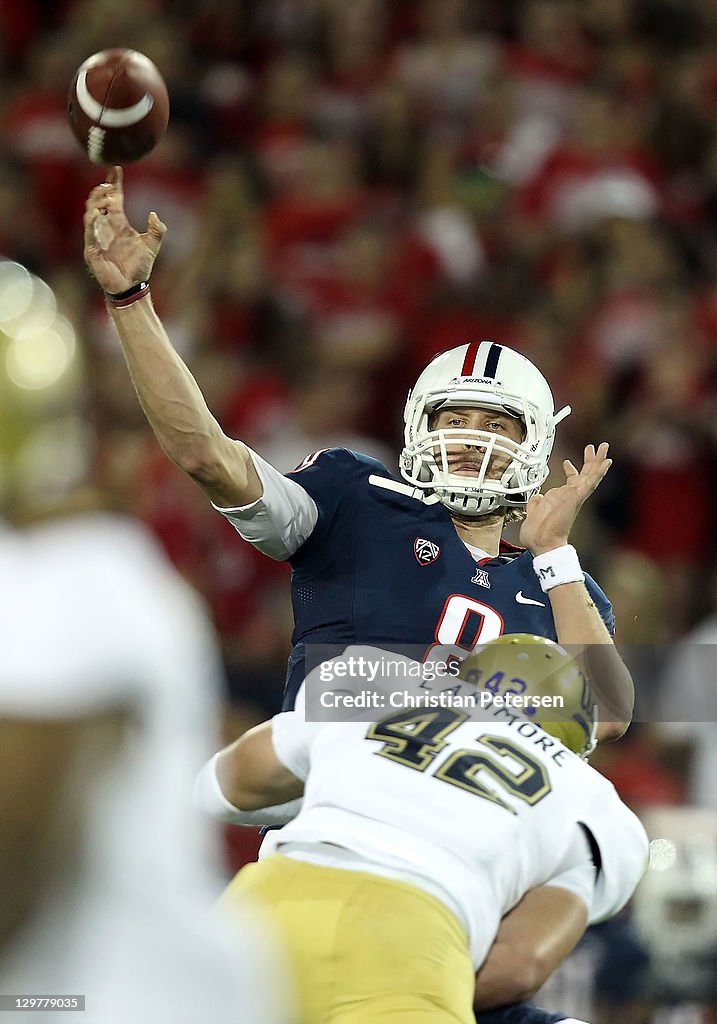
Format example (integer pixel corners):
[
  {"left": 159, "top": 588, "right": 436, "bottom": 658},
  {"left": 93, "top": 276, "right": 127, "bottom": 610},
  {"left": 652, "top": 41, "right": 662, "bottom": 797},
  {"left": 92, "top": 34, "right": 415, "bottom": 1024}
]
[
  {"left": 401, "top": 341, "right": 571, "bottom": 517},
  {"left": 633, "top": 809, "right": 717, "bottom": 999}
]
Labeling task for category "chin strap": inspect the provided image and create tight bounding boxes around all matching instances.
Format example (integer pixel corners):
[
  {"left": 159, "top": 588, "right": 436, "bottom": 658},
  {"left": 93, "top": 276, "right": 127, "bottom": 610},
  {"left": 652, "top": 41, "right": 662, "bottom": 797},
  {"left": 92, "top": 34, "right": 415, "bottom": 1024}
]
[
  {"left": 369, "top": 475, "right": 506, "bottom": 518},
  {"left": 368, "top": 475, "right": 442, "bottom": 504}
]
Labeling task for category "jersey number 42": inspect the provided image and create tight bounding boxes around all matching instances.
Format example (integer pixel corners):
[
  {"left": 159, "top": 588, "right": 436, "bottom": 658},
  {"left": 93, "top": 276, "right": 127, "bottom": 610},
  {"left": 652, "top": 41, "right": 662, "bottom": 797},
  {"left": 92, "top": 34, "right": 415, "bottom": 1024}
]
[{"left": 367, "top": 708, "right": 551, "bottom": 815}]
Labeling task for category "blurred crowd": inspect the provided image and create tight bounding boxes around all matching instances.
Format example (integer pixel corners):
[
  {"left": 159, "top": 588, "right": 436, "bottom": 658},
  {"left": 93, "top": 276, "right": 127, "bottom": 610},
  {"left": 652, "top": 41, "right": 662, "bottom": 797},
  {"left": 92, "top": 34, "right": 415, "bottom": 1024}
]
[
  {"left": 2, "top": 1, "right": 717, "bottom": 1019},
  {"left": 2, "top": 0, "right": 717, "bottom": 725}
]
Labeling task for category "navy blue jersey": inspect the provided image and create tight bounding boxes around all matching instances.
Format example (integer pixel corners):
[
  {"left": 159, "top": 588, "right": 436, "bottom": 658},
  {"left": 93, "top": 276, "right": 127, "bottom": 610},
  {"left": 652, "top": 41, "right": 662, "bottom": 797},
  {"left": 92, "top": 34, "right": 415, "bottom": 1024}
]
[
  {"left": 282, "top": 449, "right": 613, "bottom": 709},
  {"left": 477, "top": 1004, "right": 568, "bottom": 1024}
]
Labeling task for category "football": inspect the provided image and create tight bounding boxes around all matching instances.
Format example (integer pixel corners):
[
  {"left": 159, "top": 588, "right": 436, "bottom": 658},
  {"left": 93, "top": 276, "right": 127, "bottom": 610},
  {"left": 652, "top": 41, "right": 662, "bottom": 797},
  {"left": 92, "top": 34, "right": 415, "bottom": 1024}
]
[{"left": 67, "top": 49, "right": 169, "bottom": 164}]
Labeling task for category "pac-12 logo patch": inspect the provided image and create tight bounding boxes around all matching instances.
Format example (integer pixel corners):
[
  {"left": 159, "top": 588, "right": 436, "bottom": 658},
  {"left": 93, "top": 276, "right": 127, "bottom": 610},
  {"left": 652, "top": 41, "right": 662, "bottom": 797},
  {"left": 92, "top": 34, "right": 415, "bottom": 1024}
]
[{"left": 414, "top": 538, "right": 441, "bottom": 565}]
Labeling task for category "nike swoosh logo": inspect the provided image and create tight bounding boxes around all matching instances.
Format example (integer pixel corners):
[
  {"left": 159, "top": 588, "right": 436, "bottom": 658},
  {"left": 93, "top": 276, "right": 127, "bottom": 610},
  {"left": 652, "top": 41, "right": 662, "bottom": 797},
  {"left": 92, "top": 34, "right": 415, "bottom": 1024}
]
[{"left": 515, "top": 592, "right": 546, "bottom": 607}]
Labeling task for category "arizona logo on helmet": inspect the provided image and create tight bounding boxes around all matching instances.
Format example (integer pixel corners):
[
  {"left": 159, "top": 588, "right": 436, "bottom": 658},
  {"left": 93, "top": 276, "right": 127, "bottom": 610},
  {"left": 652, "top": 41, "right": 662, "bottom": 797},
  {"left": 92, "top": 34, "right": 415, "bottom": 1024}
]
[{"left": 414, "top": 538, "right": 441, "bottom": 565}]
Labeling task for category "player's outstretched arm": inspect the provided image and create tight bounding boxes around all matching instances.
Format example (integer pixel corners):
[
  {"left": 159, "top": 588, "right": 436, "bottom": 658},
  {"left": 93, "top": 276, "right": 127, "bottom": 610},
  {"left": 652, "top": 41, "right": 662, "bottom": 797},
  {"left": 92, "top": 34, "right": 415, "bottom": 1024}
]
[
  {"left": 519, "top": 444, "right": 634, "bottom": 741},
  {"left": 474, "top": 885, "right": 588, "bottom": 1011},
  {"left": 83, "top": 166, "right": 261, "bottom": 508}
]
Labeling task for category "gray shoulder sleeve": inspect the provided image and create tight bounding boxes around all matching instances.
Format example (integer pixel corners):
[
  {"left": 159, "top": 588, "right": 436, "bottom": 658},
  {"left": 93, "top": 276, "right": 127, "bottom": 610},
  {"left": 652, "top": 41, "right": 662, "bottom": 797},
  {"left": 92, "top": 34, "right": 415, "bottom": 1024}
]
[{"left": 212, "top": 448, "right": 318, "bottom": 560}]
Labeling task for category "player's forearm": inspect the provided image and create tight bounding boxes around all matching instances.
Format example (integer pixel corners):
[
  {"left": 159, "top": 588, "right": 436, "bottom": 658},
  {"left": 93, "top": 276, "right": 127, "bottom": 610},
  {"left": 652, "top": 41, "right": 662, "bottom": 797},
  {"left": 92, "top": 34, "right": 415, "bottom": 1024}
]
[
  {"left": 214, "top": 723, "right": 304, "bottom": 811},
  {"left": 193, "top": 754, "right": 303, "bottom": 825},
  {"left": 474, "top": 886, "right": 588, "bottom": 1010},
  {"left": 474, "top": 941, "right": 543, "bottom": 1008},
  {"left": 108, "top": 295, "right": 261, "bottom": 505},
  {"left": 549, "top": 583, "right": 634, "bottom": 741}
]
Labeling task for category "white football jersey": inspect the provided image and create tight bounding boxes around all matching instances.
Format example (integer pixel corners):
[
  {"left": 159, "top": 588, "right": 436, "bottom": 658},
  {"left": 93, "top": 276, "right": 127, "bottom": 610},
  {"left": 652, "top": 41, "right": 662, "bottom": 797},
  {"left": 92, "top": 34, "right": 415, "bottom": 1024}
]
[
  {"left": 0, "top": 513, "right": 289, "bottom": 1024},
  {"left": 265, "top": 647, "right": 648, "bottom": 969}
]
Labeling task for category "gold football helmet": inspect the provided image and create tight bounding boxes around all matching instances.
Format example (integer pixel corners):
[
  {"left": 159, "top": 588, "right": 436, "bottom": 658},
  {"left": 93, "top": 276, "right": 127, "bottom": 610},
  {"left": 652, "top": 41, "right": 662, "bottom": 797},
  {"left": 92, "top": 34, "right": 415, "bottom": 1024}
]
[{"left": 458, "top": 633, "right": 598, "bottom": 757}]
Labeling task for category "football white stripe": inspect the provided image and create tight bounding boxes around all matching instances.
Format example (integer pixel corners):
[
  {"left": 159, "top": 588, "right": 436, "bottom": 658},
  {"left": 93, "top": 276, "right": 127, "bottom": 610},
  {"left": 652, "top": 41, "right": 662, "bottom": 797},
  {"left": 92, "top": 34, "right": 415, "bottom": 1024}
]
[
  {"left": 76, "top": 70, "right": 154, "bottom": 127},
  {"left": 87, "top": 125, "right": 106, "bottom": 164}
]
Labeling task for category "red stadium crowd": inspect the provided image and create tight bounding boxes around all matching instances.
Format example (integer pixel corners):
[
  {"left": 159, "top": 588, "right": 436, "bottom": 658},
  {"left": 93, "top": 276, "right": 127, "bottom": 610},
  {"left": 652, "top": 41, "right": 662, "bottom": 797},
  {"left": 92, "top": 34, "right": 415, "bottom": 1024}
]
[{"left": 2, "top": 0, "right": 715, "bottom": 786}]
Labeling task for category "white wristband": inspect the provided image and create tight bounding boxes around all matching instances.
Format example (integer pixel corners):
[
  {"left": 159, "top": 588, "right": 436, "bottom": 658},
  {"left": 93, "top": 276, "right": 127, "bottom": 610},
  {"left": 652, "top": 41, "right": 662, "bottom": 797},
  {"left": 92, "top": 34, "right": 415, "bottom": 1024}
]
[
  {"left": 533, "top": 544, "right": 584, "bottom": 592},
  {"left": 193, "top": 752, "right": 304, "bottom": 826},
  {"left": 193, "top": 752, "right": 244, "bottom": 823}
]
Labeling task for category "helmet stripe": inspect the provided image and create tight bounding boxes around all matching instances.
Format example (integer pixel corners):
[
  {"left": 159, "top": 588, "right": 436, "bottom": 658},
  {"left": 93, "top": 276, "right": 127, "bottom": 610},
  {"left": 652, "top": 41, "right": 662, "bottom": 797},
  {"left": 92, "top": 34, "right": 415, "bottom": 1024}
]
[
  {"left": 460, "top": 341, "right": 479, "bottom": 375},
  {"left": 483, "top": 341, "right": 502, "bottom": 379}
]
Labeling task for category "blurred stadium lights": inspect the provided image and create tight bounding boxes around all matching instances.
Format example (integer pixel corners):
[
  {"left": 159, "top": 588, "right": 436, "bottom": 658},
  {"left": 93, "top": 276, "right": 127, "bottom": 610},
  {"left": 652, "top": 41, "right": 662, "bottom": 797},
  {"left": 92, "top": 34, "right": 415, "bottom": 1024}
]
[
  {"left": 6, "top": 315, "right": 76, "bottom": 391},
  {"left": 0, "top": 261, "right": 77, "bottom": 393},
  {"left": 0, "top": 261, "right": 34, "bottom": 324},
  {"left": 0, "top": 260, "right": 86, "bottom": 513},
  {"left": 648, "top": 837, "right": 678, "bottom": 872}
]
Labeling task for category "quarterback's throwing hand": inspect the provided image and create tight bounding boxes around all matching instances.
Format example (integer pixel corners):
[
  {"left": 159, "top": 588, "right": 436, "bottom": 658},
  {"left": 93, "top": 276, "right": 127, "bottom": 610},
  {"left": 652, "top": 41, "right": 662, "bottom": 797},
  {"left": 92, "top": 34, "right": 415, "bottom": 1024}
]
[
  {"left": 519, "top": 443, "right": 612, "bottom": 556},
  {"left": 83, "top": 165, "right": 166, "bottom": 295}
]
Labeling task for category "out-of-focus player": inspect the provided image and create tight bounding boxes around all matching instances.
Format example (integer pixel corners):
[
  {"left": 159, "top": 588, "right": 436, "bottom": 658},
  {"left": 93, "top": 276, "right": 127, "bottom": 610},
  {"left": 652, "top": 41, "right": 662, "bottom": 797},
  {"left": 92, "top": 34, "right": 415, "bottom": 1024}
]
[
  {"left": 196, "top": 636, "right": 648, "bottom": 1024},
  {"left": 0, "top": 264, "right": 289, "bottom": 1023},
  {"left": 0, "top": 516, "right": 293, "bottom": 1024},
  {"left": 82, "top": 167, "right": 634, "bottom": 743}
]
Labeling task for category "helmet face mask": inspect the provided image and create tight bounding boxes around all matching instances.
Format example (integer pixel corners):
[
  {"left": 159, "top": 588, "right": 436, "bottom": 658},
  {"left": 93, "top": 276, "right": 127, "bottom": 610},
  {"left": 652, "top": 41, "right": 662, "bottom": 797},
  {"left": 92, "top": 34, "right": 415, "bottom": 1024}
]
[
  {"left": 458, "top": 634, "right": 599, "bottom": 758},
  {"left": 401, "top": 342, "right": 570, "bottom": 517}
]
